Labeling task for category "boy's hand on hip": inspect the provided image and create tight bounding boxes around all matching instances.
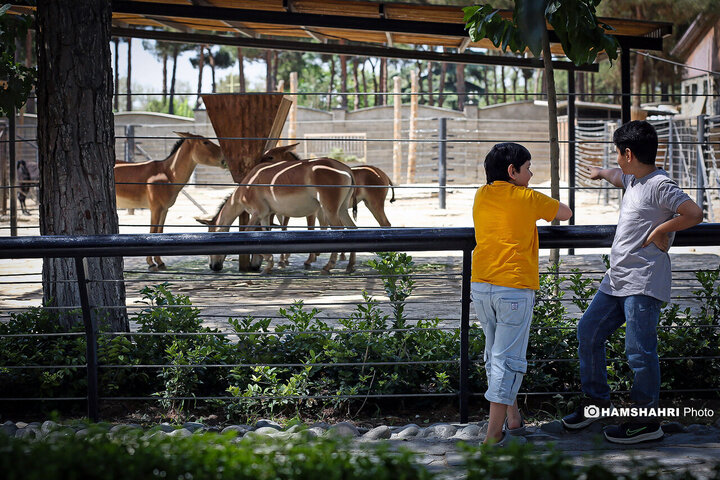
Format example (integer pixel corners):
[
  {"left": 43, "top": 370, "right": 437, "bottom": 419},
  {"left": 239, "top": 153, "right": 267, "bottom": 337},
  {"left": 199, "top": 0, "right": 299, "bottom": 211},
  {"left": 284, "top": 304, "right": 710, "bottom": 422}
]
[{"left": 643, "top": 229, "right": 669, "bottom": 252}]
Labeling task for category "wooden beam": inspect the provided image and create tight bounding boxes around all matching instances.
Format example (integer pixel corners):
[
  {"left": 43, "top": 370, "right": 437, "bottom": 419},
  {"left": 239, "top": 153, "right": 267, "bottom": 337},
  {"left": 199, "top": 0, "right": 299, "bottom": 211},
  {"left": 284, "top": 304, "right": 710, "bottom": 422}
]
[
  {"left": 458, "top": 37, "right": 470, "bottom": 53},
  {"left": 385, "top": 32, "right": 393, "bottom": 47}
]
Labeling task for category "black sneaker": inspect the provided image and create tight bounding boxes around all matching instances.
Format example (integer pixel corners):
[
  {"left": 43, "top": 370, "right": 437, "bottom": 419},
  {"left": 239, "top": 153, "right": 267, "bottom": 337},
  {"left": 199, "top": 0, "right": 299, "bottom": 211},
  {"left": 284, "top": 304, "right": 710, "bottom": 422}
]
[
  {"left": 561, "top": 398, "right": 613, "bottom": 430},
  {"left": 603, "top": 422, "right": 664, "bottom": 444}
]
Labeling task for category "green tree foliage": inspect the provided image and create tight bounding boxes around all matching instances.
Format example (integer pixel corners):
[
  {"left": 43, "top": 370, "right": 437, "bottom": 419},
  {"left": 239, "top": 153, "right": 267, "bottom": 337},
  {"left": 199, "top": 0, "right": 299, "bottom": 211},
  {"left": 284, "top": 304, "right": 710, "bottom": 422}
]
[{"left": 0, "top": 4, "right": 36, "bottom": 116}]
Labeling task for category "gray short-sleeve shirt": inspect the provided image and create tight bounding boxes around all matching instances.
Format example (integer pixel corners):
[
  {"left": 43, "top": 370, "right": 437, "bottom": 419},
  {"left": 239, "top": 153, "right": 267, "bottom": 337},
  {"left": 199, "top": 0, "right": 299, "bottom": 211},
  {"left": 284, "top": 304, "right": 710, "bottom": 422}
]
[{"left": 599, "top": 168, "right": 692, "bottom": 302}]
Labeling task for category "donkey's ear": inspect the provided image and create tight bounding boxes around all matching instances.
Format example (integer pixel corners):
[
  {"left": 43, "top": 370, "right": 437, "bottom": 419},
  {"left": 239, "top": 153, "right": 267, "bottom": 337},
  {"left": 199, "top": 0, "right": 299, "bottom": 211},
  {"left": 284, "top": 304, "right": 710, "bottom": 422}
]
[
  {"left": 195, "top": 216, "right": 213, "bottom": 226},
  {"left": 283, "top": 143, "right": 299, "bottom": 151},
  {"left": 174, "top": 131, "right": 193, "bottom": 138}
]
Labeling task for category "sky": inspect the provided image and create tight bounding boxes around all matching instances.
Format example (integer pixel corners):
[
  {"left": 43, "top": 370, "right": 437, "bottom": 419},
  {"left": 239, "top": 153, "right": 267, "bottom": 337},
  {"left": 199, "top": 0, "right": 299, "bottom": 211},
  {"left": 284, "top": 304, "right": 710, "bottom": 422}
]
[{"left": 110, "top": 39, "right": 265, "bottom": 97}]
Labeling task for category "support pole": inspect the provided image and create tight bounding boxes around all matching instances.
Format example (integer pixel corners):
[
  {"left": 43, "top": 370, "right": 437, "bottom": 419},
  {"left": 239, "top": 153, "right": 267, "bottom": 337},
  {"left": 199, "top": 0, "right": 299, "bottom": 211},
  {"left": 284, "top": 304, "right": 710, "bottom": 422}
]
[
  {"left": 289, "top": 72, "right": 298, "bottom": 147},
  {"left": 9, "top": 107, "right": 17, "bottom": 237},
  {"left": 620, "top": 44, "right": 631, "bottom": 125},
  {"left": 393, "top": 76, "right": 402, "bottom": 184},
  {"left": 568, "top": 69, "right": 576, "bottom": 255},
  {"left": 407, "top": 69, "right": 418, "bottom": 183},
  {"left": 438, "top": 117, "right": 447, "bottom": 209},
  {"left": 696, "top": 114, "right": 706, "bottom": 218},
  {"left": 124, "top": 124, "right": 135, "bottom": 163},
  {"left": 75, "top": 257, "right": 99, "bottom": 422},
  {"left": 459, "top": 246, "right": 472, "bottom": 423}
]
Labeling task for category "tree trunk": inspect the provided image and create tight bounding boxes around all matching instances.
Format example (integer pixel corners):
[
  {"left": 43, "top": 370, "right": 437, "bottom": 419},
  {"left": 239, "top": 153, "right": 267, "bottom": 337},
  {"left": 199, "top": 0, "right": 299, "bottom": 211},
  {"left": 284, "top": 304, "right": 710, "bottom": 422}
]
[
  {"left": 428, "top": 60, "right": 434, "bottom": 106},
  {"left": 631, "top": 6, "right": 645, "bottom": 110},
  {"left": 237, "top": 47, "right": 246, "bottom": 93},
  {"left": 340, "top": 45, "right": 348, "bottom": 110},
  {"left": 500, "top": 65, "right": 506, "bottom": 102},
  {"left": 352, "top": 57, "right": 360, "bottom": 109},
  {"left": 456, "top": 63, "right": 466, "bottom": 110},
  {"left": 209, "top": 50, "right": 217, "bottom": 93},
  {"left": 483, "top": 66, "right": 490, "bottom": 105},
  {"left": 125, "top": 37, "right": 132, "bottom": 111},
  {"left": 272, "top": 51, "right": 278, "bottom": 92},
  {"left": 195, "top": 45, "right": 205, "bottom": 109},
  {"left": 162, "top": 52, "right": 168, "bottom": 104},
  {"left": 113, "top": 38, "right": 119, "bottom": 111},
  {"left": 169, "top": 45, "right": 178, "bottom": 115},
  {"left": 328, "top": 55, "right": 335, "bottom": 109},
  {"left": 265, "top": 50, "right": 272, "bottom": 92},
  {"left": 360, "top": 60, "right": 367, "bottom": 108},
  {"left": 541, "top": 28, "right": 560, "bottom": 266},
  {"left": 36, "top": 0, "right": 127, "bottom": 331},
  {"left": 439, "top": 61, "right": 447, "bottom": 107},
  {"left": 380, "top": 57, "right": 387, "bottom": 106},
  {"left": 368, "top": 58, "right": 378, "bottom": 106}
]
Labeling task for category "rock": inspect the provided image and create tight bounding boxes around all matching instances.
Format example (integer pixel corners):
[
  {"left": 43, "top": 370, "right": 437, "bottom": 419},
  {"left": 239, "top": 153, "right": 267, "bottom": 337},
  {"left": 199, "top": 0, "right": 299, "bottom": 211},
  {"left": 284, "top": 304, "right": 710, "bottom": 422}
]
[
  {"left": 15, "top": 422, "right": 28, "bottom": 429},
  {"left": 256, "top": 419, "right": 282, "bottom": 430},
  {"left": 662, "top": 422, "right": 688, "bottom": 434},
  {"left": 221, "top": 425, "right": 251, "bottom": 436},
  {"left": 155, "top": 423, "right": 176, "bottom": 433},
  {"left": 15, "top": 428, "right": 37, "bottom": 440},
  {"left": 1, "top": 421, "right": 17, "bottom": 437},
  {"left": 687, "top": 424, "right": 710, "bottom": 435},
  {"left": 422, "top": 423, "right": 457, "bottom": 439},
  {"left": 46, "top": 429, "right": 74, "bottom": 442},
  {"left": 75, "top": 429, "right": 92, "bottom": 438},
  {"left": 168, "top": 428, "right": 192, "bottom": 438},
  {"left": 326, "top": 422, "right": 360, "bottom": 438},
  {"left": 254, "top": 427, "right": 281, "bottom": 436},
  {"left": 110, "top": 424, "right": 141, "bottom": 434},
  {"left": 148, "top": 431, "right": 168, "bottom": 440},
  {"left": 182, "top": 422, "right": 205, "bottom": 433},
  {"left": 310, "top": 422, "right": 330, "bottom": 430},
  {"left": 286, "top": 424, "right": 306, "bottom": 434},
  {"left": 307, "top": 427, "right": 324, "bottom": 438},
  {"left": 453, "top": 425, "right": 482, "bottom": 440},
  {"left": 395, "top": 425, "right": 420, "bottom": 439},
  {"left": 41, "top": 420, "right": 59, "bottom": 434},
  {"left": 540, "top": 420, "right": 565, "bottom": 434},
  {"left": 363, "top": 425, "right": 392, "bottom": 440}
]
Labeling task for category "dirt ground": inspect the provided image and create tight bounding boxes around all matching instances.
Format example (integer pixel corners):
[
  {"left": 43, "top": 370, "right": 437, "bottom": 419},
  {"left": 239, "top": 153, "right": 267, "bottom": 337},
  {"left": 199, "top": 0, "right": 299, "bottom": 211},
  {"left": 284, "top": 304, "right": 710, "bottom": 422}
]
[{"left": 1, "top": 181, "right": 719, "bottom": 329}]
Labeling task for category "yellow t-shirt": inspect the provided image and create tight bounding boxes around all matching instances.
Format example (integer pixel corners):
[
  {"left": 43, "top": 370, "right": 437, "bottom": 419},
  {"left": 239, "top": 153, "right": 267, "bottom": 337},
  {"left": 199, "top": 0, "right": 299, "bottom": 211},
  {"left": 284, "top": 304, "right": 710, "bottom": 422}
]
[{"left": 471, "top": 181, "right": 560, "bottom": 290}]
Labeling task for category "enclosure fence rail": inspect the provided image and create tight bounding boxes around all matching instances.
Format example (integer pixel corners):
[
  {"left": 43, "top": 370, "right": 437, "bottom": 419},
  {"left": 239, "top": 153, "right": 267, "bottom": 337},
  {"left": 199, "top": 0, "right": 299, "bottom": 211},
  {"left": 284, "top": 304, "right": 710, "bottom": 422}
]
[{"left": 1, "top": 224, "right": 719, "bottom": 423}]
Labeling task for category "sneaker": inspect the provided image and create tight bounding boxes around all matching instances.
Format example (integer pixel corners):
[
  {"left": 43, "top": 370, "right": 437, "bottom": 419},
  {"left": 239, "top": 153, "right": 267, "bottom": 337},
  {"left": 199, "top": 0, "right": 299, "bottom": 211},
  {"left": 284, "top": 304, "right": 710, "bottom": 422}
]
[
  {"left": 485, "top": 431, "right": 528, "bottom": 447},
  {"left": 603, "top": 422, "right": 664, "bottom": 444},
  {"left": 561, "top": 398, "right": 613, "bottom": 430},
  {"left": 502, "top": 417, "right": 526, "bottom": 436}
]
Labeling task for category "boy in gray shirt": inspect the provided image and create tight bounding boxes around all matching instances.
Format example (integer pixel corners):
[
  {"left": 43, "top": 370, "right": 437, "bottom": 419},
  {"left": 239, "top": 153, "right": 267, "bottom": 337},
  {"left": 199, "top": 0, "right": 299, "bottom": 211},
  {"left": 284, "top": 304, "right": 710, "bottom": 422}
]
[{"left": 562, "top": 121, "right": 703, "bottom": 444}]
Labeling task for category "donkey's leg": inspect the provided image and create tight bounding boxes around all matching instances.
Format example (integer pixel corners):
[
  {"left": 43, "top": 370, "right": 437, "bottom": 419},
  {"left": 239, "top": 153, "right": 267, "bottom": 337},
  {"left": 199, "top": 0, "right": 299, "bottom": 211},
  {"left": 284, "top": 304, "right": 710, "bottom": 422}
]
[
  {"left": 278, "top": 215, "right": 291, "bottom": 267},
  {"left": 338, "top": 207, "right": 358, "bottom": 273},
  {"left": 304, "top": 214, "right": 318, "bottom": 269},
  {"left": 153, "top": 209, "right": 170, "bottom": 270},
  {"left": 317, "top": 214, "right": 338, "bottom": 274},
  {"left": 366, "top": 198, "right": 391, "bottom": 227},
  {"left": 147, "top": 207, "right": 162, "bottom": 270}
]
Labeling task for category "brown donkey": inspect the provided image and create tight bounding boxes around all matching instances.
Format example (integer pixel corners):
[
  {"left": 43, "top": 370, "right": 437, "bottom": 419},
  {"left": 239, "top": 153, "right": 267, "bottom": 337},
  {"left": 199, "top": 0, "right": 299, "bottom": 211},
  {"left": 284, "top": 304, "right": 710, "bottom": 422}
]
[
  {"left": 114, "top": 131, "right": 226, "bottom": 270},
  {"left": 197, "top": 151, "right": 357, "bottom": 275}
]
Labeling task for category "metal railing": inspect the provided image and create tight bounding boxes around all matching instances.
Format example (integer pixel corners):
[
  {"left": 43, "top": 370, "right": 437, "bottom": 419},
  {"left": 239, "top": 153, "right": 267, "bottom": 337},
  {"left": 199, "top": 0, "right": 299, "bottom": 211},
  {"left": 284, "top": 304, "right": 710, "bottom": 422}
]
[{"left": 1, "top": 224, "right": 719, "bottom": 422}]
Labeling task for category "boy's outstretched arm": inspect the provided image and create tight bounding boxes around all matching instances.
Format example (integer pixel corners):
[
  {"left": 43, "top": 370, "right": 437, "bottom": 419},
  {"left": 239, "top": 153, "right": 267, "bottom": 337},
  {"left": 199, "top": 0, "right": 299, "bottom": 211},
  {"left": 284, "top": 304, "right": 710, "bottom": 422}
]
[
  {"left": 642, "top": 199, "right": 704, "bottom": 251},
  {"left": 588, "top": 166, "right": 623, "bottom": 188},
  {"left": 555, "top": 202, "right": 573, "bottom": 221}
]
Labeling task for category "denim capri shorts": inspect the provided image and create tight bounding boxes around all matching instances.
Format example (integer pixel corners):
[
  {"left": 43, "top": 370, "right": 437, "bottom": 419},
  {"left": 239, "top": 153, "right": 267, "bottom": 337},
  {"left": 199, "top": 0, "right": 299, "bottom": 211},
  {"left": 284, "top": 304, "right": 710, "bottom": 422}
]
[{"left": 471, "top": 282, "right": 535, "bottom": 406}]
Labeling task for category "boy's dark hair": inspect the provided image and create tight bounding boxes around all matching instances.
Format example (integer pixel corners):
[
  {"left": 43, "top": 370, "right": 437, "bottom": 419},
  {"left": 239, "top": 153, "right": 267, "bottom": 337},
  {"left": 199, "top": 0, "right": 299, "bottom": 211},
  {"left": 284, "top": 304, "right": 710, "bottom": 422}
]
[
  {"left": 484, "top": 142, "right": 531, "bottom": 184},
  {"left": 613, "top": 120, "right": 658, "bottom": 165}
]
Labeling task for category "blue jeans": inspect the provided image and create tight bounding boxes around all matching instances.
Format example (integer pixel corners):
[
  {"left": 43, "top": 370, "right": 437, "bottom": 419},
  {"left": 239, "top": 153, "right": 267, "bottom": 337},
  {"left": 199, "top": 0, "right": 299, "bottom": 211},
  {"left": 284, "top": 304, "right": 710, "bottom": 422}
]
[
  {"left": 578, "top": 291, "right": 663, "bottom": 407},
  {"left": 472, "top": 282, "right": 535, "bottom": 406}
]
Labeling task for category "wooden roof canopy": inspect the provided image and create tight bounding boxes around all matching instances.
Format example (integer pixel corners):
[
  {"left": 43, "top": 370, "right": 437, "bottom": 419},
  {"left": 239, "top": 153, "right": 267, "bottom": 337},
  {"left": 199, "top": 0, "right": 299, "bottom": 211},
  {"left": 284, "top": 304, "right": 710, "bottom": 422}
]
[{"left": 65, "top": 0, "right": 669, "bottom": 73}]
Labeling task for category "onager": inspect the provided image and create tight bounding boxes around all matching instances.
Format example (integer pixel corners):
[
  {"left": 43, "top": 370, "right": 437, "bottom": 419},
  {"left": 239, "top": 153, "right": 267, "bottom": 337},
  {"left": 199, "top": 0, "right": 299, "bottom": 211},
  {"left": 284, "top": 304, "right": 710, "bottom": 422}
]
[{"left": 114, "top": 131, "right": 226, "bottom": 270}]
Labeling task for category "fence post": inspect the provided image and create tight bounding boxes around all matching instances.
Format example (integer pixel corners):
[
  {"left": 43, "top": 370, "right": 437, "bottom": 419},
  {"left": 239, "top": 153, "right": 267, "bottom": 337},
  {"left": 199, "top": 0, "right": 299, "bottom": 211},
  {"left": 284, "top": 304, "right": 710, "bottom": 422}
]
[
  {"left": 124, "top": 124, "right": 135, "bottom": 163},
  {"left": 696, "top": 114, "right": 706, "bottom": 217},
  {"left": 75, "top": 256, "right": 99, "bottom": 422},
  {"left": 438, "top": 118, "right": 447, "bottom": 209},
  {"left": 459, "top": 245, "right": 472, "bottom": 423},
  {"left": 567, "top": 70, "right": 576, "bottom": 255},
  {"left": 668, "top": 118, "right": 674, "bottom": 179}
]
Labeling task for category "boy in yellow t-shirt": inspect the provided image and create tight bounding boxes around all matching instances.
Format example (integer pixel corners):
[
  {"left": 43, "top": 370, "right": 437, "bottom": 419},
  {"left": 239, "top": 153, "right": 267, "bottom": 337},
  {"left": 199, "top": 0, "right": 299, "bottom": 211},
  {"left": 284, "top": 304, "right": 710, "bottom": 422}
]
[{"left": 472, "top": 143, "right": 572, "bottom": 445}]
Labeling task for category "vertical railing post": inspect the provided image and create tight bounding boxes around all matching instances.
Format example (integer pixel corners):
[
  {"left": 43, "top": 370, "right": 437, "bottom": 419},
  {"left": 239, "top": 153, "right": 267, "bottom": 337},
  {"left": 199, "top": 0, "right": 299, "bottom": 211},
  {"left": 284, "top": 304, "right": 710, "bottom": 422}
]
[
  {"left": 9, "top": 107, "right": 17, "bottom": 237},
  {"left": 124, "top": 124, "right": 135, "bottom": 163},
  {"left": 668, "top": 118, "right": 675, "bottom": 179},
  {"left": 459, "top": 245, "right": 472, "bottom": 423},
  {"left": 75, "top": 257, "right": 99, "bottom": 422},
  {"left": 438, "top": 118, "right": 447, "bottom": 209},
  {"left": 696, "top": 114, "right": 706, "bottom": 218},
  {"left": 567, "top": 70, "right": 576, "bottom": 255}
]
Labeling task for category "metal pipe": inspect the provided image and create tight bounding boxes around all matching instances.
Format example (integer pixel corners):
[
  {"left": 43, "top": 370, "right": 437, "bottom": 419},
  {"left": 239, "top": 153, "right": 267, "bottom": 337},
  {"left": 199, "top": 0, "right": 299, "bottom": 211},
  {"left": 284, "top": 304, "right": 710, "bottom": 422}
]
[
  {"left": 74, "top": 257, "right": 99, "bottom": 422},
  {"left": 459, "top": 246, "right": 472, "bottom": 423},
  {"left": 438, "top": 118, "right": 447, "bottom": 209}
]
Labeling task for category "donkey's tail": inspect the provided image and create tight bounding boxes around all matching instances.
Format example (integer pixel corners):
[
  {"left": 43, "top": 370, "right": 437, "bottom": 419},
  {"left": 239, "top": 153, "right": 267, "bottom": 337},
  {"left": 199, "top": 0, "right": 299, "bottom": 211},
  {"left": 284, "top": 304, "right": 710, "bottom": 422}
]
[
  {"left": 389, "top": 180, "right": 396, "bottom": 203},
  {"left": 351, "top": 178, "right": 358, "bottom": 221}
]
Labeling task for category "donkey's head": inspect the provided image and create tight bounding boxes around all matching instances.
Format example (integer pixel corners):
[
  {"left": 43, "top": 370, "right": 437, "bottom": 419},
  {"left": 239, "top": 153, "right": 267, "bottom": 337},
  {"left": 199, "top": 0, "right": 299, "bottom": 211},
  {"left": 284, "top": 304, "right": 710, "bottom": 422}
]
[
  {"left": 174, "top": 131, "right": 227, "bottom": 170},
  {"left": 258, "top": 143, "right": 300, "bottom": 163}
]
